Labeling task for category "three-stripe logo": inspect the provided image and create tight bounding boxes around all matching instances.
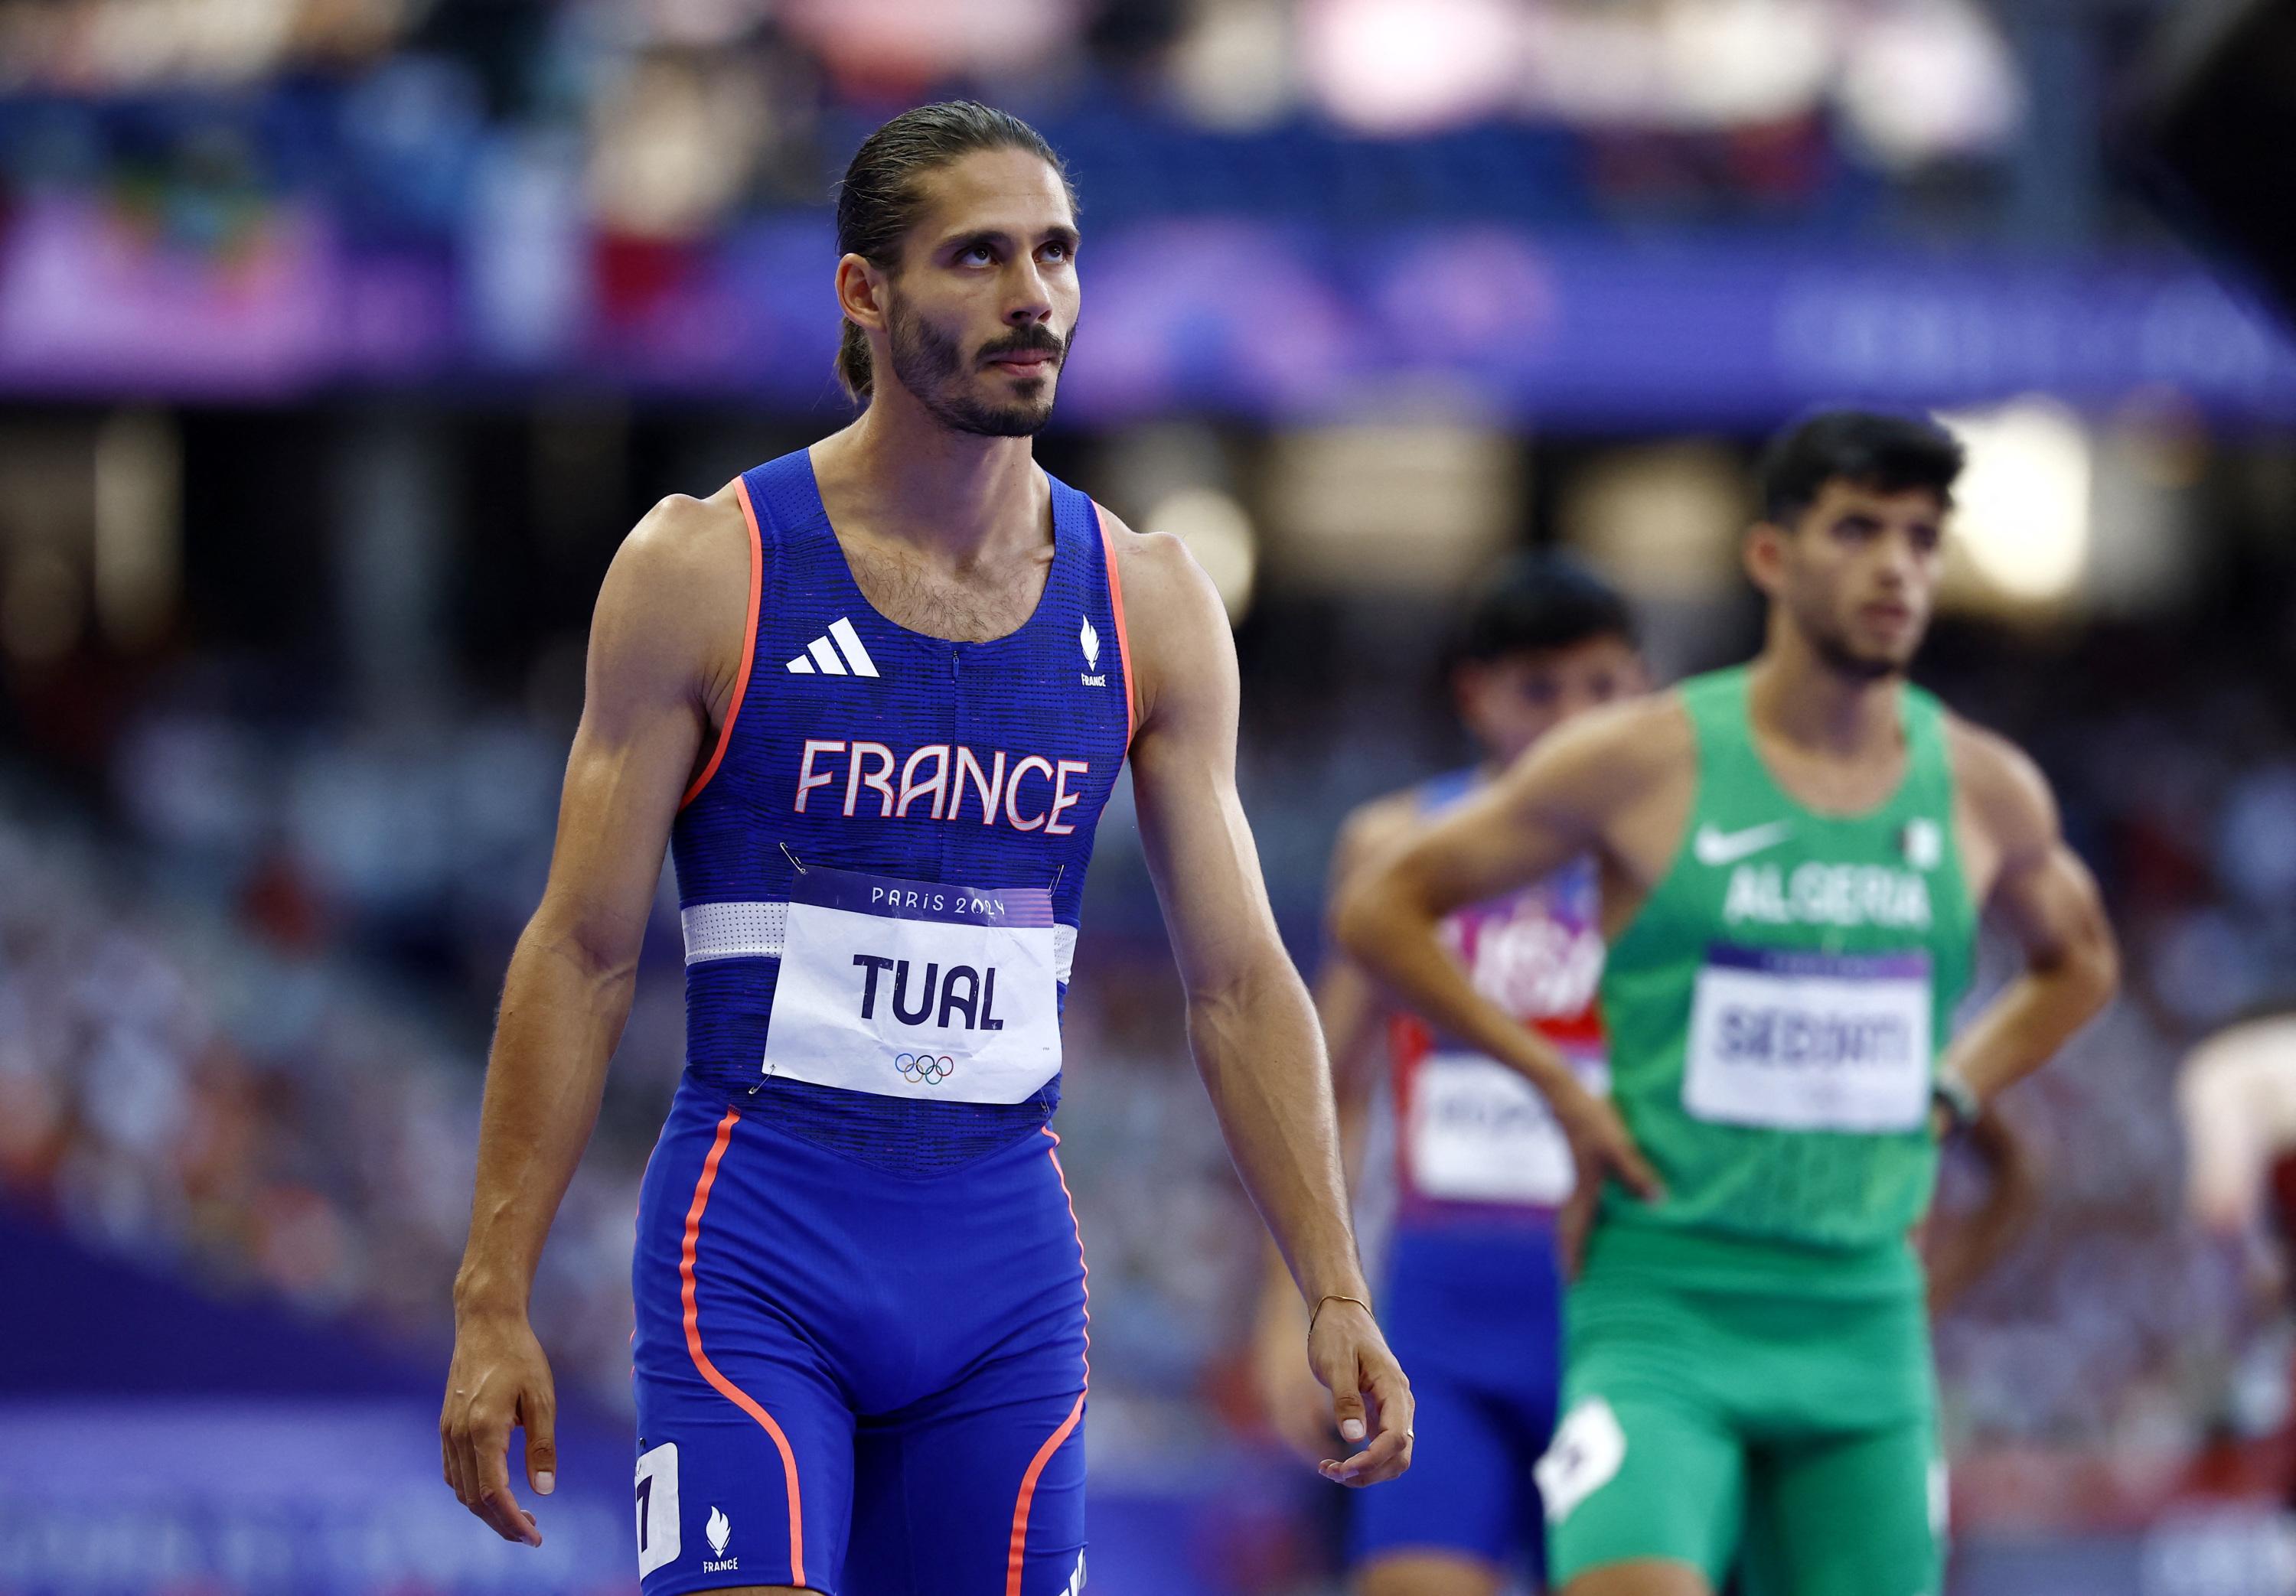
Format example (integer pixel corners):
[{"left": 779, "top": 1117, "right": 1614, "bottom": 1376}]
[{"left": 788, "top": 617, "right": 879, "bottom": 678}]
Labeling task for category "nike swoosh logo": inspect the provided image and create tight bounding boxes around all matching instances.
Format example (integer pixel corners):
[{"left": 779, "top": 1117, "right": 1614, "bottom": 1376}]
[{"left": 1693, "top": 820, "right": 1794, "bottom": 866}]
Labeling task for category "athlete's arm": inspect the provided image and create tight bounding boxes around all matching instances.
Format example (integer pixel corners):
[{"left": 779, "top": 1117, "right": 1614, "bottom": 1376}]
[
  {"left": 1337, "top": 702, "right": 1668, "bottom": 1202},
  {"left": 1115, "top": 520, "right": 1414, "bottom": 1488},
  {"left": 441, "top": 491, "right": 748, "bottom": 1546},
  {"left": 1942, "top": 722, "right": 2120, "bottom": 1107},
  {"left": 1255, "top": 793, "right": 1416, "bottom": 1464}
]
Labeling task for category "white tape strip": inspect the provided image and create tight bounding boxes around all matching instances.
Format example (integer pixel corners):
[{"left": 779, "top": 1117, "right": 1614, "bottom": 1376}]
[{"left": 681, "top": 901, "right": 1076, "bottom": 982}]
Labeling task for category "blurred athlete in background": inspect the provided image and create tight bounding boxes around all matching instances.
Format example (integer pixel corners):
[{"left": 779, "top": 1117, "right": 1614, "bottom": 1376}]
[
  {"left": 1256, "top": 555, "right": 1645, "bottom": 1596},
  {"left": 439, "top": 100, "right": 1410, "bottom": 1596},
  {"left": 1343, "top": 409, "right": 2118, "bottom": 1596}
]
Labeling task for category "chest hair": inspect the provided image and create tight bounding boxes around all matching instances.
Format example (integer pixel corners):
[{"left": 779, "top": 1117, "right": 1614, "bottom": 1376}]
[{"left": 838, "top": 535, "right": 1055, "bottom": 644}]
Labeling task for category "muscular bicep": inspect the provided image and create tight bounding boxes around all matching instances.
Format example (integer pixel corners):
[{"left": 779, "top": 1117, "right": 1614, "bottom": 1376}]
[
  {"left": 1964, "top": 729, "right": 2116, "bottom": 978},
  {"left": 1988, "top": 836, "right": 2111, "bottom": 975},
  {"left": 526, "top": 500, "right": 738, "bottom": 972},
  {"left": 1366, "top": 709, "right": 1636, "bottom": 920}
]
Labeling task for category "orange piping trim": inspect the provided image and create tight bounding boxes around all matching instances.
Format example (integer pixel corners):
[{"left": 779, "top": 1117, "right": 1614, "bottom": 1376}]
[
  {"left": 1003, "top": 1127, "right": 1091, "bottom": 1594},
  {"left": 680, "top": 1108, "right": 806, "bottom": 1586},
  {"left": 1091, "top": 503, "right": 1137, "bottom": 747},
  {"left": 680, "top": 477, "right": 765, "bottom": 809},
  {"left": 1005, "top": 1389, "right": 1086, "bottom": 1596}
]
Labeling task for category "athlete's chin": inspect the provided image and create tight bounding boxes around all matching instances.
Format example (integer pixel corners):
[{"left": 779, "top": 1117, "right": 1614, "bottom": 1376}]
[
  {"left": 1846, "top": 645, "right": 1916, "bottom": 679},
  {"left": 970, "top": 404, "right": 1055, "bottom": 438}
]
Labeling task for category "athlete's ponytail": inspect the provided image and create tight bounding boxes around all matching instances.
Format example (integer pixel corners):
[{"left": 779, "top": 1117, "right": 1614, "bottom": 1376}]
[{"left": 833, "top": 103, "right": 1075, "bottom": 404}]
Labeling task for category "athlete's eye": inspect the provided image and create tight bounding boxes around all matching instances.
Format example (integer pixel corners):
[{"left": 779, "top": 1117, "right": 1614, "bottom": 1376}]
[
  {"left": 959, "top": 244, "right": 995, "bottom": 266},
  {"left": 1039, "top": 241, "right": 1071, "bottom": 265}
]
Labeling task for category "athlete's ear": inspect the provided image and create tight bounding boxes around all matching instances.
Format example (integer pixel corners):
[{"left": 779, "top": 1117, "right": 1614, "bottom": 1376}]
[
  {"left": 1743, "top": 520, "right": 1789, "bottom": 600},
  {"left": 836, "top": 253, "right": 890, "bottom": 336}
]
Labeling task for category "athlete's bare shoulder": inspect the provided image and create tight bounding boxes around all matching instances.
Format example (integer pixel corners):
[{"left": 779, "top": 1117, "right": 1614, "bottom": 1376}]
[
  {"left": 1099, "top": 508, "right": 1214, "bottom": 625},
  {"left": 612, "top": 487, "right": 750, "bottom": 605},
  {"left": 1944, "top": 712, "right": 2059, "bottom": 861},
  {"left": 590, "top": 487, "right": 753, "bottom": 726},
  {"left": 1093, "top": 506, "right": 1231, "bottom": 731}
]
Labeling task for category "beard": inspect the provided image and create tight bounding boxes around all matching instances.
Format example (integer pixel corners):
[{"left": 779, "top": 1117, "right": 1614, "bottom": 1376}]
[
  {"left": 1801, "top": 603, "right": 1913, "bottom": 683},
  {"left": 885, "top": 298, "right": 1069, "bottom": 438}
]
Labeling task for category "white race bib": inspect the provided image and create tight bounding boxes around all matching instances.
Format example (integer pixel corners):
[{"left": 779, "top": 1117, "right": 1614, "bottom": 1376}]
[
  {"left": 1683, "top": 944, "right": 1932, "bottom": 1132},
  {"left": 1407, "top": 1050, "right": 1607, "bottom": 1207},
  {"left": 761, "top": 866, "right": 1062, "bottom": 1103}
]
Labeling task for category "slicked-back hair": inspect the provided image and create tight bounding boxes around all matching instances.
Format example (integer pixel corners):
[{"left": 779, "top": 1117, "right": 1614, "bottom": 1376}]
[
  {"left": 1445, "top": 551, "right": 1638, "bottom": 673},
  {"left": 1757, "top": 409, "right": 1965, "bottom": 526},
  {"left": 832, "top": 101, "right": 1075, "bottom": 402}
]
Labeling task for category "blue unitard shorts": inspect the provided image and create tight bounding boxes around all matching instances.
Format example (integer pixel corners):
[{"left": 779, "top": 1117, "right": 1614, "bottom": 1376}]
[
  {"left": 631, "top": 1078, "right": 1090, "bottom": 1596},
  {"left": 1350, "top": 1219, "right": 1565, "bottom": 1579}
]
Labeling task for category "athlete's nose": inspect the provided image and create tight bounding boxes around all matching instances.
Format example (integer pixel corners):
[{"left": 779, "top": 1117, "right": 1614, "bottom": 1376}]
[
  {"left": 1874, "top": 526, "right": 1921, "bottom": 591},
  {"left": 1004, "top": 259, "right": 1054, "bottom": 328}
]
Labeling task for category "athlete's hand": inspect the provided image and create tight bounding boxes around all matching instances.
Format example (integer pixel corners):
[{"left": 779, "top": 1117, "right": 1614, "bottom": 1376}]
[
  {"left": 1254, "top": 1288, "right": 1339, "bottom": 1465},
  {"left": 1554, "top": 1083, "right": 1662, "bottom": 1275},
  {"left": 1306, "top": 1297, "right": 1414, "bottom": 1487},
  {"left": 441, "top": 1307, "right": 557, "bottom": 1546}
]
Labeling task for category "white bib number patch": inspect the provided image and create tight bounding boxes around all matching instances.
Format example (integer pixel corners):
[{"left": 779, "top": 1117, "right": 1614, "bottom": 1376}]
[
  {"left": 1407, "top": 1051, "right": 1605, "bottom": 1207},
  {"left": 1537, "top": 1396, "right": 1626, "bottom": 1526},
  {"left": 1684, "top": 944, "right": 1932, "bottom": 1132},
  {"left": 635, "top": 1441, "right": 680, "bottom": 1578},
  {"left": 763, "top": 866, "right": 1062, "bottom": 1104}
]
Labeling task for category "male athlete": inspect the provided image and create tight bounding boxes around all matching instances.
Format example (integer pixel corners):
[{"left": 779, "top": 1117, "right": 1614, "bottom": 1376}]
[
  {"left": 439, "top": 102, "right": 1411, "bottom": 1596},
  {"left": 1256, "top": 555, "right": 1644, "bottom": 1596},
  {"left": 1341, "top": 409, "right": 2118, "bottom": 1596}
]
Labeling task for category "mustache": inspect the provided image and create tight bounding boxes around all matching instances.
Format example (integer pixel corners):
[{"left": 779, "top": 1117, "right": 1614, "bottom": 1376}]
[{"left": 977, "top": 325, "right": 1068, "bottom": 365}]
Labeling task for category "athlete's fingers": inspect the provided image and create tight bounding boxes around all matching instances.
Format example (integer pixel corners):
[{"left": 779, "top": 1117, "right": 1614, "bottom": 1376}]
[
  {"left": 445, "top": 1408, "right": 483, "bottom": 1510},
  {"left": 440, "top": 1409, "right": 463, "bottom": 1501},
  {"left": 474, "top": 1418, "right": 543, "bottom": 1546},
  {"left": 1604, "top": 1124, "right": 1665, "bottom": 1202},
  {"left": 1350, "top": 1360, "right": 1416, "bottom": 1485},
  {"left": 522, "top": 1383, "right": 558, "bottom": 1497},
  {"left": 1558, "top": 1179, "right": 1597, "bottom": 1278},
  {"left": 1317, "top": 1344, "right": 1413, "bottom": 1486},
  {"left": 1325, "top": 1373, "right": 1370, "bottom": 1448},
  {"left": 1319, "top": 1405, "right": 1411, "bottom": 1486}
]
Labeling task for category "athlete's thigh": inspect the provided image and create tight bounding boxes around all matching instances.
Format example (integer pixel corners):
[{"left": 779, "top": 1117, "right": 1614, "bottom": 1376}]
[
  {"left": 1357, "top": 1551, "right": 1508, "bottom": 1596},
  {"left": 843, "top": 1371, "right": 1089, "bottom": 1596},
  {"left": 633, "top": 1093, "right": 858, "bottom": 1596},
  {"left": 1541, "top": 1391, "right": 1742, "bottom": 1591},
  {"left": 1561, "top": 1562, "right": 1715, "bottom": 1596},
  {"left": 1740, "top": 1418, "right": 1942, "bottom": 1596},
  {"left": 1349, "top": 1366, "right": 1515, "bottom": 1589}
]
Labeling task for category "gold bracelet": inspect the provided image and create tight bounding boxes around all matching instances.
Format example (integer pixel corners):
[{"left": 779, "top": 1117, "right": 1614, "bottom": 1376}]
[{"left": 1307, "top": 1293, "right": 1373, "bottom": 1339}]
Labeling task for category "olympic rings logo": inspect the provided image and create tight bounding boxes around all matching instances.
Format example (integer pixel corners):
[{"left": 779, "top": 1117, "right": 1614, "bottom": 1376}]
[{"left": 895, "top": 1052, "right": 957, "bottom": 1085}]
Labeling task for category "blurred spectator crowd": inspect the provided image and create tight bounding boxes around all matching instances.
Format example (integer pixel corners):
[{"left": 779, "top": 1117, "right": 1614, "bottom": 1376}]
[
  {"left": 0, "top": 0, "right": 2097, "bottom": 263},
  {"left": 3, "top": 603, "right": 2295, "bottom": 1523}
]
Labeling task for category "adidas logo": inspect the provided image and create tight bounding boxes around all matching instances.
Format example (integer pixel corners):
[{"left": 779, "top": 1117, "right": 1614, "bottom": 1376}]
[{"left": 788, "top": 617, "right": 879, "bottom": 678}]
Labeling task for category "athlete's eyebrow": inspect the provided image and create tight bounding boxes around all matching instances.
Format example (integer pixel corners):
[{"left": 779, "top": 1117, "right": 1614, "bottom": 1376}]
[
  {"left": 936, "top": 227, "right": 1013, "bottom": 260},
  {"left": 936, "top": 224, "right": 1079, "bottom": 260}
]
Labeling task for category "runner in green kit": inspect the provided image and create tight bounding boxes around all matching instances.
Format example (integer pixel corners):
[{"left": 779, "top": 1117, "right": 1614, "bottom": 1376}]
[{"left": 1338, "top": 410, "right": 2120, "bottom": 1596}]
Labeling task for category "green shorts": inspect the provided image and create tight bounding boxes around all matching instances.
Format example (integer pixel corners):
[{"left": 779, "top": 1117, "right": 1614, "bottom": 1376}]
[{"left": 1538, "top": 1229, "right": 1945, "bottom": 1595}]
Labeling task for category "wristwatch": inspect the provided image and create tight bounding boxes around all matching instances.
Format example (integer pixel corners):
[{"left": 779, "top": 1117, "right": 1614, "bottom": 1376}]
[{"left": 1931, "top": 1070, "right": 1981, "bottom": 1135}]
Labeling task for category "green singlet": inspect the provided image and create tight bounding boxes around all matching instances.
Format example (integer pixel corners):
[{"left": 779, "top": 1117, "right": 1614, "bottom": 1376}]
[{"left": 1541, "top": 666, "right": 1977, "bottom": 1595}]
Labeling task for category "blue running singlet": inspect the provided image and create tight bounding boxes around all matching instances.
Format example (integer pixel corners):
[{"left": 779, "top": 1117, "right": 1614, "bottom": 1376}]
[
  {"left": 631, "top": 449, "right": 1130, "bottom": 1596},
  {"left": 1350, "top": 769, "right": 1607, "bottom": 1581}
]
